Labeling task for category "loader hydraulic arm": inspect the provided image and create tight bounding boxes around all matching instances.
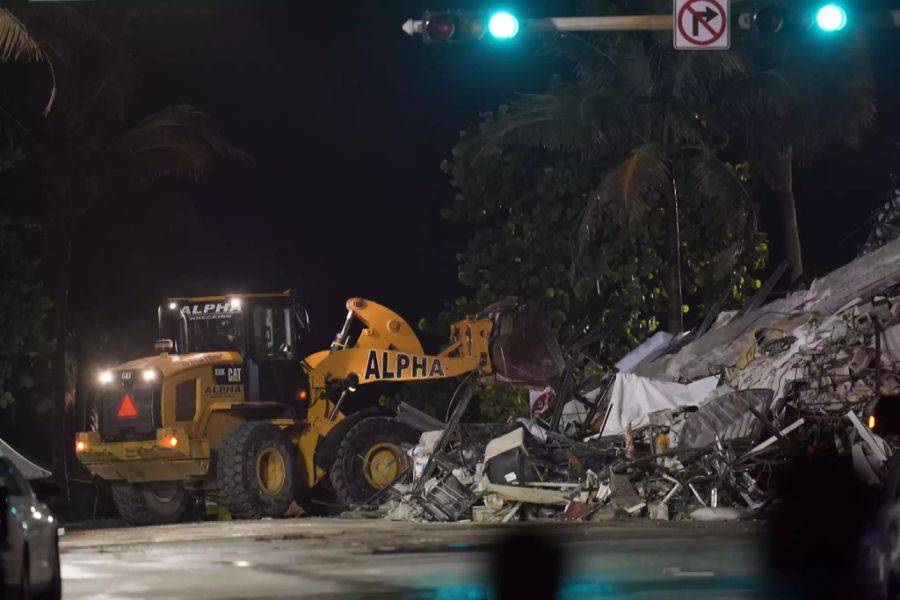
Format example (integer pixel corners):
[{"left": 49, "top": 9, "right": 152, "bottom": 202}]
[
  {"left": 305, "top": 298, "right": 493, "bottom": 401},
  {"left": 294, "top": 298, "right": 492, "bottom": 485},
  {"left": 296, "top": 296, "right": 562, "bottom": 489}
]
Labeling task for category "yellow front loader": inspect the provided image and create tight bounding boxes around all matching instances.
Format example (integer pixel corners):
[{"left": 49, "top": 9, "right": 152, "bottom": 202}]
[{"left": 76, "top": 293, "right": 562, "bottom": 524}]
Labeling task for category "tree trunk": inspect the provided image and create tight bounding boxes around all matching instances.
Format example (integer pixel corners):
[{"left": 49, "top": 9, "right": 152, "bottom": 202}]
[
  {"left": 774, "top": 147, "right": 804, "bottom": 284},
  {"left": 50, "top": 223, "right": 71, "bottom": 501},
  {"left": 665, "top": 188, "right": 684, "bottom": 334}
]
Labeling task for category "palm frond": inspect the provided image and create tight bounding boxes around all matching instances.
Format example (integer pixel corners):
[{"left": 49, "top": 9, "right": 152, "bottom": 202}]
[
  {"left": 466, "top": 81, "right": 634, "bottom": 163},
  {"left": 718, "top": 68, "right": 798, "bottom": 119},
  {"left": 0, "top": 99, "right": 32, "bottom": 142},
  {"left": 544, "top": 32, "right": 616, "bottom": 87},
  {"left": 686, "top": 152, "right": 759, "bottom": 285},
  {"left": 19, "top": 2, "right": 107, "bottom": 44},
  {"left": 687, "top": 150, "right": 749, "bottom": 207},
  {"left": 573, "top": 142, "right": 670, "bottom": 260},
  {"left": 0, "top": 8, "right": 55, "bottom": 115},
  {"left": 0, "top": 8, "right": 43, "bottom": 63},
  {"left": 700, "top": 239, "right": 744, "bottom": 287},
  {"left": 0, "top": 7, "right": 55, "bottom": 114},
  {"left": 596, "top": 142, "right": 669, "bottom": 222},
  {"left": 99, "top": 104, "right": 251, "bottom": 182}
]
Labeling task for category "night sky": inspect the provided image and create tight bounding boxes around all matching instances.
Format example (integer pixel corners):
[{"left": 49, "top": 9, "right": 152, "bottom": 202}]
[{"left": 70, "top": 0, "right": 900, "bottom": 359}]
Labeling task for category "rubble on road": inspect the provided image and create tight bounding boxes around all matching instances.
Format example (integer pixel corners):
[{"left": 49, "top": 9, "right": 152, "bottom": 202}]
[{"left": 364, "top": 238, "right": 900, "bottom": 524}]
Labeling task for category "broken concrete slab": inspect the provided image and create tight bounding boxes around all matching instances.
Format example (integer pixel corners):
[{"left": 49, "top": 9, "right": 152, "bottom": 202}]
[
  {"left": 637, "top": 236, "right": 900, "bottom": 382},
  {"left": 484, "top": 483, "right": 569, "bottom": 506},
  {"left": 676, "top": 389, "right": 773, "bottom": 449},
  {"left": 607, "top": 473, "right": 641, "bottom": 509},
  {"left": 690, "top": 507, "right": 742, "bottom": 522},
  {"left": 472, "top": 506, "right": 504, "bottom": 523},
  {"left": 649, "top": 503, "right": 670, "bottom": 521}
]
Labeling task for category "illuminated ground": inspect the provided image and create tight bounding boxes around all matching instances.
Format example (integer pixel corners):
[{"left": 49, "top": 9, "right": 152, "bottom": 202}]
[{"left": 60, "top": 518, "right": 781, "bottom": 599}]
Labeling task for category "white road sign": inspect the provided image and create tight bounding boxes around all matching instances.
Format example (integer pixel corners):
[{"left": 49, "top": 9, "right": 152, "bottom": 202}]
[{"left": 674, "top": 0, "right": 729, "bottom": 50}]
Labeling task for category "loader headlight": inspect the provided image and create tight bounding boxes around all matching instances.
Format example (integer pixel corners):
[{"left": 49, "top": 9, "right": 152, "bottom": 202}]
[
  {"left": 142, "top": 368, "right": 157, "bottom": 382},
  {"left": 98, "top": 370, "right": 113, "bottom": 385},
  {"left": 345, "top": 373, "right": 359, "bottom": 393}
]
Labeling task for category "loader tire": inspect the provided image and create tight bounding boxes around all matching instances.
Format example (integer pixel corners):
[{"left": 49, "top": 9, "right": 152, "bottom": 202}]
[
  {"left": 111, "top": 481, "right": 189, "bottom": 525},
  {"left": 218, "top": 421, "right": 295, "bottom": 519},
  {"left": 330, "top": 416, "right": 417, "bottom": 506}
]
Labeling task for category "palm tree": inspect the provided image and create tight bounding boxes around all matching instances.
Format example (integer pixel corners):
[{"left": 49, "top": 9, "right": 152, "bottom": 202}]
[
  {"left": 463, "top": 0, "right": 875, "bottom": 330},
  {"left": 717, "top": 24, "right": 875, "bottom": 282},
  {"left": 461, "top": 14, "right": 758, "bottom": 333},
  {"left": 0, "top": 6, "right": 249, "bottom": 477}
]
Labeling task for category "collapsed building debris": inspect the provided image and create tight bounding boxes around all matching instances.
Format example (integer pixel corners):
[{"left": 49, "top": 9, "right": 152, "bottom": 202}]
[{"left": 365, "top": 238, "right": 900, "bottom": 524}]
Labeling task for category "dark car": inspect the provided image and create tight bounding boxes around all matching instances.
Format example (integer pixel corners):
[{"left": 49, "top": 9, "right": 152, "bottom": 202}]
[{"left": 0, "top": 457, "right": 61, "bottom": 600}]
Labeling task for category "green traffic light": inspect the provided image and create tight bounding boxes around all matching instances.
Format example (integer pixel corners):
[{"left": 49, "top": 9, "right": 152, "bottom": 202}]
[
  {"left": 488, "top": 11, "right": 519, "bottom": 39},
  {"left": 815, "top": 4, "right": 847, "bottom": 31}
]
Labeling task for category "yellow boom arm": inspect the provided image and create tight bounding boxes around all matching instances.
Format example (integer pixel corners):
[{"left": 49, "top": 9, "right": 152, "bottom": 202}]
[
  {"left": 306, "top": 297, "right": 493, "bottom": 401},
  {"left": 298, "top": 298, "right": 493, "bottom": 486}
]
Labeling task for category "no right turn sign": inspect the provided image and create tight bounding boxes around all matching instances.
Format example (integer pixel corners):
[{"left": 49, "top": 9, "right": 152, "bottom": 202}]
[{"left": 674, "top": 0, "right": 730, "bottom": 50}]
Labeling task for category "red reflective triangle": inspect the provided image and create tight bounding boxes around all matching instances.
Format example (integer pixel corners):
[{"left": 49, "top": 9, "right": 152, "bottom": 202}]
[{"left": 117, "top": 394, "right": 138, "bottom": 419}]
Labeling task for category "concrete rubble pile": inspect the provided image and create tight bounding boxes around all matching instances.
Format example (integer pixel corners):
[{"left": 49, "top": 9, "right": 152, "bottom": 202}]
[{"left": 371, "top": 238, "right": 900, "bottom": 523}]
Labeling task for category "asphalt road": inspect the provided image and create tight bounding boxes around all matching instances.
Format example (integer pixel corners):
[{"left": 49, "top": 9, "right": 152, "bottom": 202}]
[{"left": 60, "top": 518, "right": 789, "bottom": 599}]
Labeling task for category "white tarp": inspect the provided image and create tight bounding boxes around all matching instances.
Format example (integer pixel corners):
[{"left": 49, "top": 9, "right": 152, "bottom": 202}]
[
  {"left": 614, "top": 331, "right": 674, "bottom": 373},
  {"left": 601, "top": 373, "right": 720, "bottom": 436}
]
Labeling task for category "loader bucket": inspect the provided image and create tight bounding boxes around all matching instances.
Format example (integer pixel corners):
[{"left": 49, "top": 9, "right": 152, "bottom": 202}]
[{"left": 480, "top": 299, "right": 565, "bottom": 387}]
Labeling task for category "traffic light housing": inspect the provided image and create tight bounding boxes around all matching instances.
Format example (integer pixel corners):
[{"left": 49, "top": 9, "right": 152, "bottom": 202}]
[
  {"left": 422, "top": 10, "right": 520, "bottom": 43},
  {"left": 737, "top": 3, "right": 849, "bottom": 33}
]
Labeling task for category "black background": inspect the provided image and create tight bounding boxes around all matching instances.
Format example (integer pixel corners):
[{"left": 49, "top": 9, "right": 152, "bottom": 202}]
[{"left": 69, "top": 0, "right": 900, "bottom": 360}]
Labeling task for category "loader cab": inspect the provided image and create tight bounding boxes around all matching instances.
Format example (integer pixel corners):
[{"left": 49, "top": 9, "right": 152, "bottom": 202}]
[{"left": 160, "top": 291, "right": 311, "bottom": 405}]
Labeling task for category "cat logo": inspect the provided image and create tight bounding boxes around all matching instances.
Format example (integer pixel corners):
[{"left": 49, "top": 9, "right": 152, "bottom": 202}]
[{"left": 363, "top": 349, "right": 445, "bottom": 382}]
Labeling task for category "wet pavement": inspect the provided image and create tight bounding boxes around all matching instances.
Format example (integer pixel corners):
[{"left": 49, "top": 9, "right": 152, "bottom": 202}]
[{"left": 60, "top": 518, "right": 785, "bottom": 599}]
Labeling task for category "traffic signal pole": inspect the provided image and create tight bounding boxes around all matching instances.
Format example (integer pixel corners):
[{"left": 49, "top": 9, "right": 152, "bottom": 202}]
[
  {"left": 402, "top": 14, "right": 672, "bottom": 36},
  {"left": 527, "top": 15, "right": 672, "bottom": 32},
  {"left": 402, "top": 9, "right": 900, "bottom": 37}
]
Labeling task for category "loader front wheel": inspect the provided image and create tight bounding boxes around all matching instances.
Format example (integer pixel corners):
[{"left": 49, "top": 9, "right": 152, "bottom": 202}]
[
  {"left": 330, "top": 417, "right": 417, "bottom": 506},
  {"left": 218, "top": 421, "right": 295, "bottom": 519},
  {"left": 111, "top": 481, "right": 189, "bottom": 525}
]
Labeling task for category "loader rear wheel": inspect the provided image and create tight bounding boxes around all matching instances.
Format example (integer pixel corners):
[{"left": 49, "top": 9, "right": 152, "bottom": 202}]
[
  {"left": 330, "top": 417, "right": 417, "bottom": 506},
  {"left": 217, "top": 421, "right": 295, "bottom": 519},
  {"left": 111, "top": 481, "right": 189, "bottom": 525}
]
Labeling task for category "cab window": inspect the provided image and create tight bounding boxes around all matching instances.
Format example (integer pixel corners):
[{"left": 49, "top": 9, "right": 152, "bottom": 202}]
[{"left": 251, "top": 303, "right": 293, "bottom": 360}]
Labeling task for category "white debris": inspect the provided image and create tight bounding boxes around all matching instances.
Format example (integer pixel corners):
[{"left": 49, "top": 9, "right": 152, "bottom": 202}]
[
  {"left": 589, "top": 373, "right": 719, "bottom": 438},
  {"left": 690, "top": 507, "right": 742, "bottom": 522}
]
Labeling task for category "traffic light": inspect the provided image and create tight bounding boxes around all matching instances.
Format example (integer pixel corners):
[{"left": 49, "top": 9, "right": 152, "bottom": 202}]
[
  {"left": 421, "top": 10, "right": 520, "bottom": 43},
  {"left": 751, "top": 5, "right": 788, "bottom": 32},
  {"left": 488, "top": 11, "right": 520, "bottom": 39},
  {"left": 737, "top": 3, "right": 849, "bottom": 33},
  {"left": 815, "top": 4, "right": 847, "bottom": 31}
]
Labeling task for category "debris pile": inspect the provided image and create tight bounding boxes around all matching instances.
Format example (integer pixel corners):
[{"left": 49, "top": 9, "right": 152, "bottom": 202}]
[{"left": 371, "top": 238, "right": 900, "bottom": 523}]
